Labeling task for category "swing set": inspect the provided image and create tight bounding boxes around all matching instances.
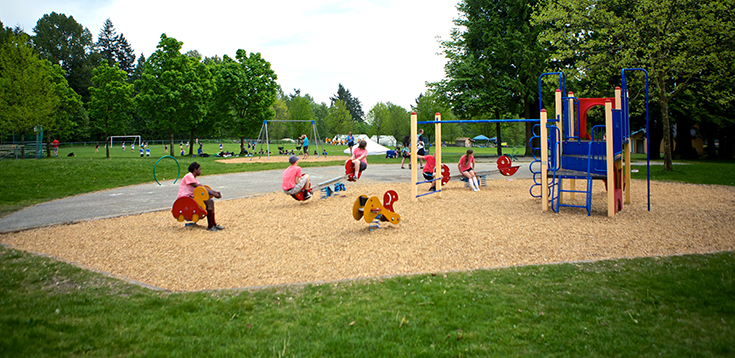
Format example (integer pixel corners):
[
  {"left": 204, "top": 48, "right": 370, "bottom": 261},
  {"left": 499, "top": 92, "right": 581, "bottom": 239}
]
[{"left": 251, "top": 120, "right": 325, "bottom": 160}]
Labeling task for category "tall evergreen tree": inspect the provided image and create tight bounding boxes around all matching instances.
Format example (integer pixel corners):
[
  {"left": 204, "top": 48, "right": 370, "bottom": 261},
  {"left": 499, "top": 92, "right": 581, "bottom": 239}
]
[
  {"left": 330, "top": 84, "right": 364, "bottom": 123},
  {"left": 95, "top": 19, "right": 136, "bottom": 77}
]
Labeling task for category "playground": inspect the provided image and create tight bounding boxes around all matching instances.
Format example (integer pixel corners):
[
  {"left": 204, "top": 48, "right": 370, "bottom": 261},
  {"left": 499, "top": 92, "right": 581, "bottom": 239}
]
[{"left": 2, "top": 177, "right": 733, "bottom": 292}]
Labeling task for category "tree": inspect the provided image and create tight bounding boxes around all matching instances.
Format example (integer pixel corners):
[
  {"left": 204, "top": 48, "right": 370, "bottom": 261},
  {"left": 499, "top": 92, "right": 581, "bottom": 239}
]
[
  {"left": 367, "top": 102, "right": 389, "bottom": 139},
  {"left": 414, "top": 90, "right": 457, "bottom": 149},
  {"left": 0, "top": 33, "right": 59, "bottom": 158},
  {"left": 33, "top": 12, "right": 94, "bottom": 102},
  {"left": 45, "top": 62, "right": 84, "bottom": 156},
  {"left": 89, "top": 60, "right": 134, "bottom": 158},
  {"left": 95, "top": 19, "right": 137, "bottom": 77},
  {"left": 534, "top": 0, "right": 735, "bottom": 168},
  {"left": 137, "top": 34, "right": 211, "bottom": 156},
  {"left": 433, "top": 0, "right": 547, "bottom": 155},
  {"left": 212, "top": 49, "right": 278, "bottom": 153},
  {"left": 330, "top": 84, "right": 364, "bottom": 122},
  {"left": 288, "top": 95, "right": 314, "bottom": 138},
  {"left": 324, "top": 99, "right": 353, "bottom": 137}
]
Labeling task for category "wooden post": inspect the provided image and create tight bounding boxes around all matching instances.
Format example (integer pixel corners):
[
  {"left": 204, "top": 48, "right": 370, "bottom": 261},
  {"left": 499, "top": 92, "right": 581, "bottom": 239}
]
[
  {"left": 541, "top": 109, "right": 549, "bottom": 212},
  {"left": 605, "top": 100, "right": 615, "bottom": 217},
  {"left": 411, "top": 112, "right": 418, "bottom": 202}
]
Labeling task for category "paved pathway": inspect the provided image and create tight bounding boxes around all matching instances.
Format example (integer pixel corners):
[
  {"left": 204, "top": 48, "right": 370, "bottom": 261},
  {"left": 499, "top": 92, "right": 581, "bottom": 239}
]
[{"left": 0, "top": 161, "right": 534, "bottom": 233}]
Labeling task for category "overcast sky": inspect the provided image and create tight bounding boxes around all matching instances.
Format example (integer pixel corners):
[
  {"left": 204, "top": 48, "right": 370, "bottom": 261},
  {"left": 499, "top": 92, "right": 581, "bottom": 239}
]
[{"left": 1, "top": 0, "right": 460, "bottom": 113}]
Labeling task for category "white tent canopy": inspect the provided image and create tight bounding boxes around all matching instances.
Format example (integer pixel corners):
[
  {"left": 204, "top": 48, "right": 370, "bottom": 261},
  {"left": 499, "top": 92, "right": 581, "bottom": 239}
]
[
  {"left": 371, "top": 135, "right": 397, "bottom": 147},
  {"left": 343, "top": 136, "right": 391, "bottom": 155}
]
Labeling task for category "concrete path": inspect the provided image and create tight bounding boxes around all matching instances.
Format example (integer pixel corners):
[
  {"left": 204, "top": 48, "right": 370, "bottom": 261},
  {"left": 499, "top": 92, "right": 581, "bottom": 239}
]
[{"left": 0, "top": 160, "right": 534, "bottom": 233}]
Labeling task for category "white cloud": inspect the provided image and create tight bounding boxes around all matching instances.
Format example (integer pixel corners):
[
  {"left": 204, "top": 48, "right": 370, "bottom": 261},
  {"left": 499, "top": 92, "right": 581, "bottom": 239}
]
[{"left": 1, "top": 0, "right": 459, "bottom": 111}]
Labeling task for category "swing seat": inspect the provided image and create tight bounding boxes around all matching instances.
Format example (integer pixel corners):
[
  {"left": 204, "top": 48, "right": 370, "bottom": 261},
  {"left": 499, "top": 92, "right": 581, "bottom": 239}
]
[{"left": 290, "top": 185, "right": 313, "bottom": 201}]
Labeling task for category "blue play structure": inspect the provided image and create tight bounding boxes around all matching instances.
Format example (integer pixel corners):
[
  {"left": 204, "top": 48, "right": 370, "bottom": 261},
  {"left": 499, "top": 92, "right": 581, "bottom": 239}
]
[{"left": 529, "top": 69, "right": 651, "bottom": 216}]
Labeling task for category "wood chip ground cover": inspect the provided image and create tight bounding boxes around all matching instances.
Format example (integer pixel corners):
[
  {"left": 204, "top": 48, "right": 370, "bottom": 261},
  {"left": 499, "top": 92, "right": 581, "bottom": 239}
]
[{"left": 2, "top": 179, "right": 733, "bottom": 292}]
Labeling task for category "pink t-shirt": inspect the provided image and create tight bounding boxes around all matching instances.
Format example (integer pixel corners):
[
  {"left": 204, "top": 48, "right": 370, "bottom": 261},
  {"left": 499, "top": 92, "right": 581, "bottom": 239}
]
[
  {"left": 282, "top": 165, "right": 302, "bottom": 190},
  {"left": 177, "top": 172, "right": 200, "bottom": 198},
  {"left": 352, "top": 147, "right": 368, "bottom": 164},
  {"left": 459, "top": 154, "right": 475, "bottom": 172}
]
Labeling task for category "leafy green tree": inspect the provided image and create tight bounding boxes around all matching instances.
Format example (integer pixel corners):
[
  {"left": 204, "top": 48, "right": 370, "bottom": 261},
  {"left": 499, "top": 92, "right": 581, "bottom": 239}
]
[
  {"left": 324, "top": 99, "right": 353, "bottom": 137},
  {"left": 434, "top": 0, "right": 546, "bottom": 155},
  {"left": 414, "top": 90, "right": 458, "bottom": 150},
  {"left": 212, "top": 49, "right": 278, "bottom": 153},
  {"left": 0, "top": 33, "right": 59, "bottom": 158},
  {"left": 288, "top": 95, "right": 314, "bottom": 138},
  {"left": 330, "top": 84, "right": 364, "bottom": 122},
  {"left": 44, "top": 63, "right": 83, "bottom": 156},
  {"left": 533, "top": 0, "right": 735, "bottom": 168},
  {"left": 33, "top": 12, "right": 94, "bottom": 103},
  {"left": 137, "top": 34, "right": 209, "bottom": 156},
  {"left": 89, "top": 60, "right": 134, "bottom": 158},
  {"left": 384, "top": 102, "right": 410, "bottom": 143},
  {"left": 367, "top": 102, "right": 388, "bottom": 139},
  {"left": 179, "top": 51, "right": 213, "bottom": 152}
]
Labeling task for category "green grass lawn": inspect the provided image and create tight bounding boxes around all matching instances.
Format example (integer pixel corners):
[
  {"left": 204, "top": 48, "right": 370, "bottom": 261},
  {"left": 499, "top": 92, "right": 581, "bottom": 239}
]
[{"left": 1, "top": 247, "right": 732, "bottom": 357}]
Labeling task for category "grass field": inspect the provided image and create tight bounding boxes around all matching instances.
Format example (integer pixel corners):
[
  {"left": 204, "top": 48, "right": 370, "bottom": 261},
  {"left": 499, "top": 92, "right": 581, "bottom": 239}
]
[
  {"left": 2, "top": 142, "right": 734, "bottom": 356},
  {"left": 1, "top": 247, "right": 732, "bottom": 357}
]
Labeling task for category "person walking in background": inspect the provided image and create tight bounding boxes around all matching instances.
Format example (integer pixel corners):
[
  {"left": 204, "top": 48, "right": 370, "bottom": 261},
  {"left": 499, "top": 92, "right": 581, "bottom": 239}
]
[
  {"left": 300, "top": 134, "right": 309, "bottom": 159},
  {"left": 347, "top": 132, "right": 355, "bottom": 154}
]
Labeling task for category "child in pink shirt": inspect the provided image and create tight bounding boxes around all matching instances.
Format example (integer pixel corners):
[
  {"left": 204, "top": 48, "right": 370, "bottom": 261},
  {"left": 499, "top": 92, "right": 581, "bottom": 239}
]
[
  {"left": 282, "top": 155, "right": 311, "bottom": 198},
  {"left": 348, "top": 140, "right": 368, "bottom": 181},
  {"left": 458, "top": 149, "right": 479, "bottom": 191},
  {"left": 178, "top": 162, "right": 224, "bottom": 231}
]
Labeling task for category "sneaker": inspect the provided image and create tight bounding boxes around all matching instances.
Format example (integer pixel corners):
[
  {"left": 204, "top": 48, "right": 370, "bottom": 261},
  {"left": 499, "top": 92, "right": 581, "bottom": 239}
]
[
  {"left": 401, "top": 166, "right": 405, "bottom": 169},
  {"left": 207, "top": 226, "right": 218, "bottom": 232},
  {"left": 214, "top": 224, "right": 225, "bottom": 230},
  {"left": 428, "top": 187, "right": 436, "bottom": 192}
]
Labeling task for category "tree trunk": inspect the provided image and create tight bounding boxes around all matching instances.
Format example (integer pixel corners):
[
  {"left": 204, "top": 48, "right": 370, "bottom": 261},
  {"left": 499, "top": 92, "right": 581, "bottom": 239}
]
[
  {"left": 20, "top": 133, "right": 25, "bottom": 159},
  {"left": 240, "top": 137, "right": 245, "bottom": 154},
  {"left": 655, "top": 75, "right": 674, "bottom": 171},
  {"left": 188, "top": 131, "right": 195, "bottom": 156},
  {"left": 169, "top": 132, "right": 174, "bottom": 157},
  {"left": 105, "top": 132, "right": 110, "bottom": 158}
]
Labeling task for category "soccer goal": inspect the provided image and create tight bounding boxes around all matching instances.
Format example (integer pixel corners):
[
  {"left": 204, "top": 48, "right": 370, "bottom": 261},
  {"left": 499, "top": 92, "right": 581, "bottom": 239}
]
[{"left": 108, "top": 136, "right": 142, "bottom": 152}]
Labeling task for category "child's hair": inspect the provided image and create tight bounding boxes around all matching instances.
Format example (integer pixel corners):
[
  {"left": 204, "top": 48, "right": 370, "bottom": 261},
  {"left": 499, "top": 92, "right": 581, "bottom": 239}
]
[
  {"left": 188, "top": 162, "right": 200, "bottom": 173},
  {"left": 462, "top": 149, "right": 473, "bottom": 167},
  {"left": 359, "top": 140, "right": 367, "bottom": 149}
]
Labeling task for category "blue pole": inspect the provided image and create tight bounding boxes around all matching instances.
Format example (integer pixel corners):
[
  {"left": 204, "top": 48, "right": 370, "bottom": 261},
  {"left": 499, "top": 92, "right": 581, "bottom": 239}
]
[{"left": 621, "top": 68, "right": 650, "bottom": 211}]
